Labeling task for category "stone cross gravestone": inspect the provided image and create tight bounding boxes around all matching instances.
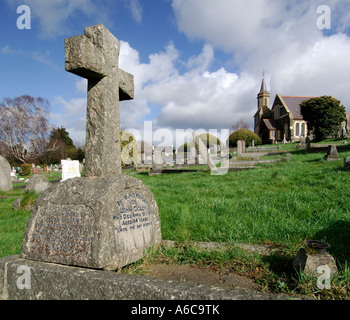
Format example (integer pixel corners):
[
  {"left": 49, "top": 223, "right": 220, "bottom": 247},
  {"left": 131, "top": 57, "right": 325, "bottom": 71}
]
[
  {"left": 65, "top": 24, "right": 134, "bottom": 177},
  {"left": 21, "top": 25, "right": 161, "bottom": 270},
  {"left": 61, "top": 159, "right": 81, "bottom": 181},
  {"left": 0, "top": 155, "right": 13, "bottom": 191}
]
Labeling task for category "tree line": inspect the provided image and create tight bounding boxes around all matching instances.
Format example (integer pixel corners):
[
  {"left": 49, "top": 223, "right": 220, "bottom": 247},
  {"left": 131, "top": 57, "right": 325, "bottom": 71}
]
[{"left": 0, "top": 95, "right": 84, "bottom": 166}]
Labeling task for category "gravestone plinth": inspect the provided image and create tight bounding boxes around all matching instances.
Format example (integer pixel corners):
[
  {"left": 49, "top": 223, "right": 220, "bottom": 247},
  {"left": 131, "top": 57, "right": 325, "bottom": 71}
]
[{"left": 21, "top": 175, "right": 161, "bottom": 270}]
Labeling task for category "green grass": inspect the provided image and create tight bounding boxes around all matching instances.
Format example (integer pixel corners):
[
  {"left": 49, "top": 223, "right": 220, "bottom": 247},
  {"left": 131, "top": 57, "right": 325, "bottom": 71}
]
[
  {"left": 135, "top": 145, "right": 350, "bottom": 263},
  {"left": 0, "top": 189, "right": 32, "bottom": 257},
  {"left": 1, "top": 140, "right": 350, "bottom": 299}
]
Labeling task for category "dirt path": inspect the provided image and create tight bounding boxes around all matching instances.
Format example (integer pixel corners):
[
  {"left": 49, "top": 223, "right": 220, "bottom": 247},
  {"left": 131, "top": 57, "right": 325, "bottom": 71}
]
[{"left": 142, "top": 262, "right": 260, "bottom": 291}]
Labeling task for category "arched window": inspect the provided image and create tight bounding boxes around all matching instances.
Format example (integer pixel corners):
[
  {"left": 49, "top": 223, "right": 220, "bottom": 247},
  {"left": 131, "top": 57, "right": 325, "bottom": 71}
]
[
  {"left": 301, "top": 123, "right": 305, "bottom": 137},
  {"left": 295, "top": 123, "right": 300, "bottom": 137}
]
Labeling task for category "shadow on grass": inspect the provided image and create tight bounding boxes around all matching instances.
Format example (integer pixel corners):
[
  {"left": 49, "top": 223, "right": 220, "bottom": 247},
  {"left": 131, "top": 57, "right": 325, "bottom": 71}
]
[{"left": 313, "top": 220, "right": 350, "bottom": 265}]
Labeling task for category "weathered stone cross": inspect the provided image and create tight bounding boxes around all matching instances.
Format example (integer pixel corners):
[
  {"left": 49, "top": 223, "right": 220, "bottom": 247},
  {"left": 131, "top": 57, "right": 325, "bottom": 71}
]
[{"left": 65, "top": 24, "right": 134, "bottom": 177}]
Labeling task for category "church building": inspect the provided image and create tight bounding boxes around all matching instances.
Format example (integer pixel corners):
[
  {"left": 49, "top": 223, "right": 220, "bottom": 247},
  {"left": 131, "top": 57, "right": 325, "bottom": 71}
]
[{"left": 254, "top": 76, "right": 313, "bottom": 144}]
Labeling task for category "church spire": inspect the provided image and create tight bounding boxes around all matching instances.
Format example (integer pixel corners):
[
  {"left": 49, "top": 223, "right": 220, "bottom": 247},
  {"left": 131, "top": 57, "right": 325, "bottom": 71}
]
[
  {"left": 259, "top": 71, "right": 268, "bottom": 93},
  {"left": 257, "top": 71, "right": 270, "bottom": 110}
]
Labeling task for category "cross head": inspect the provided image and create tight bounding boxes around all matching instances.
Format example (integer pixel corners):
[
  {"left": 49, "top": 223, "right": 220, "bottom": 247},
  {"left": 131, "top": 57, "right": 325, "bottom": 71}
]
[{"left": 65, "top": 24, "right": 134, "bottom": 177}]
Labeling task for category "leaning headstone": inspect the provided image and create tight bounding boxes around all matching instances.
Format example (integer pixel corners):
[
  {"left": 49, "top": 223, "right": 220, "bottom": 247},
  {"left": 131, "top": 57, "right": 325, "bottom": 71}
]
[
  {"left": 25, "top": 175, "right": 50, "bottom": 193},
  {"left": 344, "top": 156, "right": 350, "bottom": 170},
  {"left": 61, "top": 159, "right": 81, "bottom": 181},
  {"left": 21, "top": 24, "right": 161, "bottom": 271},
  {"left": 324, "top": 145, "right": 340, "bottom": 161},
  {"left": 0, "top": 155, "right": 13, "bottom": 191}
]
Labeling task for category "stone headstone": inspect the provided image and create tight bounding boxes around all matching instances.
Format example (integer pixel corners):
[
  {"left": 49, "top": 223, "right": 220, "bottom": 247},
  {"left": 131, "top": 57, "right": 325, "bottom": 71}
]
[
  {"left": 237, "top": 140, "right": 243, "bottom": 156},
  {"left": 65, "top": 24, "right": 133, "bottom": 177},
  {"left": 25, "top": 175, "right": 50, "bottom": 193},
  {"left": 21, "top": 176, "right": 161, "bottom": 270},
  {"left": 10, "top": 170, "right": 17, "bottom": 182},
  {"left": 324, "top": 145, "right": 340, "bottom": 161},
  {"left": 21, "top": 25, "right": 161, "bottom": 271},
  {"left": 61, "top": 159, "right": 81, "bottom": 181},
  {"left": 306, "top": 136, "right": 311, "bottom": 152},
  {"left": 0, "top": 155, "right": 13, "bottom": 191},
  {"left": 150, "top": 149, "right": 163, "bottom": 175}
]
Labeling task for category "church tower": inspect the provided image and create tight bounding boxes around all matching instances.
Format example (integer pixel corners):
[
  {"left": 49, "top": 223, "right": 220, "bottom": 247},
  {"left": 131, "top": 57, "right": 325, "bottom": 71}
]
[
  {"left": 254, "top": 74, "right": 271, "bottom": 135},
  {"left": 257, "top": 75, "right": 270, "bottom": 110}
]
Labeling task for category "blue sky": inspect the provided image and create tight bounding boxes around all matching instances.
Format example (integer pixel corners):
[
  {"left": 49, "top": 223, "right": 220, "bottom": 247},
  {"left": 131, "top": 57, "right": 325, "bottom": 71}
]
[{"left": 1, "top": 0, "right": 350, "bottom": 147}]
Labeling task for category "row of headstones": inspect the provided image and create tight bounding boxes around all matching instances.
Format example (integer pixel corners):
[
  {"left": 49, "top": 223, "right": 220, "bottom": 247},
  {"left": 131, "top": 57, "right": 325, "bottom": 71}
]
[{"left": 0, "top": 156, "right": 83, "bottom": 192}]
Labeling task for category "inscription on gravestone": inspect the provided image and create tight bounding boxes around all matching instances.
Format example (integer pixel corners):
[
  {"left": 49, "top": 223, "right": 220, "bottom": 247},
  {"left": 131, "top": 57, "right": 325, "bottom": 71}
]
[{"left": 28, "top": 206, "right": 93, "bottom": 258}]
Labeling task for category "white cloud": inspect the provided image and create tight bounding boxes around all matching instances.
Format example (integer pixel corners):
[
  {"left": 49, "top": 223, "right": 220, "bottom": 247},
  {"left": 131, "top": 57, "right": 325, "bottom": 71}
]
[
  {"left": 171, "top": 0, "right": 350, "bottom": 111},
  {"left": 119, "top": 40, "right": 257, "bottom": 133},
  {"left": 51, "top": 0, "right": 350, "bottom": 147},
  {"left": 6, "top": 0, "right": 112, "bottom": 39},
  {"left": 123, "top": 0, "right": 143, "bottom": 23}
]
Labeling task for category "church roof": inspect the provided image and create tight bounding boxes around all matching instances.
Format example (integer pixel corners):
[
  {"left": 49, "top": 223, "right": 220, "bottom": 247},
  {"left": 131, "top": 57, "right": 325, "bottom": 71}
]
[
  {"left": 279, "top": 95, "right": 314, "bottom": 119},
  {"left": 262, "top": 119, "right": 282, "bottom": 130}
]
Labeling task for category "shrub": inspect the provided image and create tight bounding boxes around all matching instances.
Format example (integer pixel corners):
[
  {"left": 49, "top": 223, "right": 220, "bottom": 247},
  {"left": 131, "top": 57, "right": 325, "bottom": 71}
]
[
  {"left": 198, "top": 133, "right": 221, "bottom": 148},
  {"left": 21, "top": 164, "right": 31, "bottom": 176},
  {"left": 178, "top": 143, "right": 196, "bottom": 153},
  {"left": 228, "top": 129, "right": 262, "bottom": 148}
]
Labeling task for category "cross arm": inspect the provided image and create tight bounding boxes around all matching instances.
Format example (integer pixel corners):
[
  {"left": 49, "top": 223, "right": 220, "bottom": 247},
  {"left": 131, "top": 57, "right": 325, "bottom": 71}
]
[
  {"left": 118, "top": 69, "right": 134, "bottom": 101},
  {"left": 65, "top": 34, "right": 108, "bottom": 80}
]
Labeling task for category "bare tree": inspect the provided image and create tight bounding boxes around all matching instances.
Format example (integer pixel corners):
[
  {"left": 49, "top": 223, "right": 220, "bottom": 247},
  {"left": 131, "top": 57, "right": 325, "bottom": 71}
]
[
  {"left": 232, "top": 119, "right": 249, "bottom": 131},
  {"left": 0, "top": 95, "right": 57, "bottom": 163}
]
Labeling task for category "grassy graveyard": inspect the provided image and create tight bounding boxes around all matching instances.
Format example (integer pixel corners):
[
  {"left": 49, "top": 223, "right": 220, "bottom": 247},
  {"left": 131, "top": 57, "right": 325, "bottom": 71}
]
[{"left": 1, "top": 140, "right": 350, "bottom": 299}]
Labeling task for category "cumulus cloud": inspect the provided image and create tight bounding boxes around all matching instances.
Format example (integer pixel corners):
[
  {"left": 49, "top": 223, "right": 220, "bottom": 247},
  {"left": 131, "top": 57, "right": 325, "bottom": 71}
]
[
  {"left": 171, "top": 0, "right": 350, "bottom": 109},
  {"left": 119, "top": 40, "right": 257, "bottom": 135},
  {"left": 52, "top": 0, "right": 350, "bottom": 146}
]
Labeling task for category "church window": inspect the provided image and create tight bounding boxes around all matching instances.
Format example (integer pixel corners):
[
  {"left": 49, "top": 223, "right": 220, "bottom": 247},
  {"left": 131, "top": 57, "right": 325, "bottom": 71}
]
[
  {"left": 295, "top": 123, "right": 300, "bottom": 137},
  {"left": 301, "top": 123, "right": 305, "bottom": 136}
]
